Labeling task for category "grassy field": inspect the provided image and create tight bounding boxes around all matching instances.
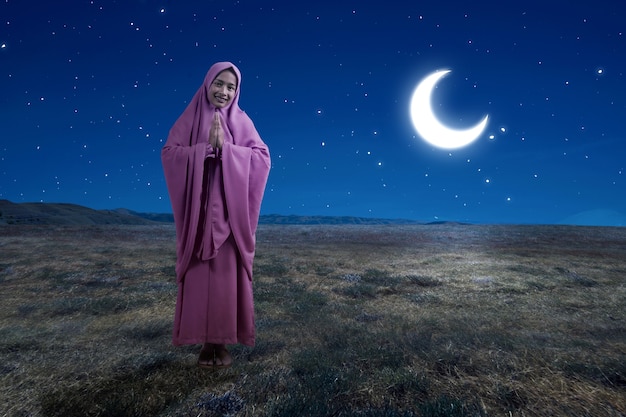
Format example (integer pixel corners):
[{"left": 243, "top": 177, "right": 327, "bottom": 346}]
[{"left": 0, "top": 223, "right": 624, "bottom": 416}]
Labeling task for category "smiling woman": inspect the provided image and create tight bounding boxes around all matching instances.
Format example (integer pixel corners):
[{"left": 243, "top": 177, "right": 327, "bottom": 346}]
[
  {"left": 207, "top": 69, "right": 238, "bottom": 108},
  {"left": 161, "top": 62, "right": 271, "bottom": 370},
  {"left": 410, "top": 69, "right": 489, "bottom": 149}
]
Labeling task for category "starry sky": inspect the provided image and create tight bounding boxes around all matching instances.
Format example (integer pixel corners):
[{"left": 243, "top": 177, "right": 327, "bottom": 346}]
[{"left": 1, "top": 0, "right": 625, "bottom": 226}]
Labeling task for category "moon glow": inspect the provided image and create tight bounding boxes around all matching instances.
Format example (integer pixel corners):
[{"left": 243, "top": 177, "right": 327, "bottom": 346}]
[{"left": 410, "top": 70, "right": 489, "bottom": 149}]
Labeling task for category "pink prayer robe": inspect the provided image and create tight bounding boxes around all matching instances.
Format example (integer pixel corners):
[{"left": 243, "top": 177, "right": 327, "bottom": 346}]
[{"left": 161, "top": 62, "right": 270, "bottom": 346}]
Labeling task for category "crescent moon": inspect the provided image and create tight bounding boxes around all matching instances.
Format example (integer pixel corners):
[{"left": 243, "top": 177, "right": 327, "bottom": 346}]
[{"left": 410, "top": 69, "right": 489, "bottom": 149}]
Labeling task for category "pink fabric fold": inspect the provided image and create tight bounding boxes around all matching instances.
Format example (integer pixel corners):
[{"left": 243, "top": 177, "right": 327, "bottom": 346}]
[{"left": 161, "top": 62, "right": 270, "bottom": 283}]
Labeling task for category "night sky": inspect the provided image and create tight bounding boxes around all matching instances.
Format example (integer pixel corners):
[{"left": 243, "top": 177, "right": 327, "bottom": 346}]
[{"left": 1, "top": 1, "right": 624, "bottom": 226}]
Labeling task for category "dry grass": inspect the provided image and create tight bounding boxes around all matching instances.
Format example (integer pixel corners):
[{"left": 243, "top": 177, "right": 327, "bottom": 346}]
[{"left": 0, "top": 223, "right": 624, "bottom": 416}]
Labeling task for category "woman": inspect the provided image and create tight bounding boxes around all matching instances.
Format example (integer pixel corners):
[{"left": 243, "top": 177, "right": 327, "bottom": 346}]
[{"left": 161, "top": 62, "right": 270, "bottom": 368}]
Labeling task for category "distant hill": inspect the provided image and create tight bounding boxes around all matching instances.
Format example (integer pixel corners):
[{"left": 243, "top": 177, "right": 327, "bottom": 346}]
[
  {"left": 258, "top": 214, "right": 422, "bottom": 225},
  {"left": 0, "top": 200, "right": 156, "bottom": 225},
  {"left": 112, "top": 208, "right": 174, "bottom": 223},
  {"left": 0, "top": 200, "right": 428, "bottom": 226}
]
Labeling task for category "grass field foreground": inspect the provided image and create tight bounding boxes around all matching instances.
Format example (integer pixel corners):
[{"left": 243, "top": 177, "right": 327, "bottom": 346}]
[{"left": 0, "top": 223, "right": 624, "bottom": 416}]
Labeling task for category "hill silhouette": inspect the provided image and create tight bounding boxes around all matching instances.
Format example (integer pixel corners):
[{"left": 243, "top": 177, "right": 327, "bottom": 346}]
[
  {"left": 0, "top": 200, "right": 156, "bottom": 225},
  {"left": 0, "top": 200, "right": 428, "bottom": 226}
]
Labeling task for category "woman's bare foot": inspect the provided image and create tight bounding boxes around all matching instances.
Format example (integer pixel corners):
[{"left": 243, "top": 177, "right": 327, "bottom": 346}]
[
  {"left": 197, "top": 343, "right": 216, "bottom": 368},
  {"left": 213, "top": 344, "right": 232, "bottom": 368}
]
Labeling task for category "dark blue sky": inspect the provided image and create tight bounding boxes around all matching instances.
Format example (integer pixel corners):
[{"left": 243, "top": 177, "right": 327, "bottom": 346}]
[{"left": 1, "top": 0, "right": 624, "bottom": 225}]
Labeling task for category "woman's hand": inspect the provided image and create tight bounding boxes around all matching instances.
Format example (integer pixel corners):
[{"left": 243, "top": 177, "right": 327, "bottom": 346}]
[{"left": 209, "top": 112, "right": 224, "bottom": 149}]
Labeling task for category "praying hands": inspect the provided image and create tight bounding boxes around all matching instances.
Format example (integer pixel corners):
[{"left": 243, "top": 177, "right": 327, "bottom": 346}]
[{"left": 209, "top": 112, "right": 224, "bottom": 149}]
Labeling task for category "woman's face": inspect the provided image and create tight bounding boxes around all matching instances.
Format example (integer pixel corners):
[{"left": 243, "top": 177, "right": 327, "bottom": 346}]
[{"left": 208, "top": 70, "right": 238, "bottom": 108}]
